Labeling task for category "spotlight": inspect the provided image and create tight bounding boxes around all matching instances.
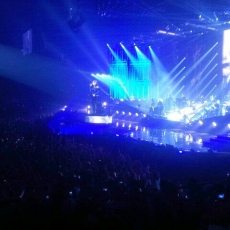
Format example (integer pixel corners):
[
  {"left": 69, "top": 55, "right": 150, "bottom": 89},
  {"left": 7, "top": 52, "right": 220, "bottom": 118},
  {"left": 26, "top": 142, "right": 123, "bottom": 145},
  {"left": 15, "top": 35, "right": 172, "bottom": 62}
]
[
  {"left": 198, "top": 120, "right": 203, "bottom": 125},
  {"left": 61, "top": 105, "right": 67, "bottom": 111},
  {"left": 68, "top": 12, "right": 85, "bottom": 31},
  {"left": 198, "top": 138, "right": 202, "bottom": 144},
  {"left": 212, "top": 122, "right": 217, "bottom": 127}
]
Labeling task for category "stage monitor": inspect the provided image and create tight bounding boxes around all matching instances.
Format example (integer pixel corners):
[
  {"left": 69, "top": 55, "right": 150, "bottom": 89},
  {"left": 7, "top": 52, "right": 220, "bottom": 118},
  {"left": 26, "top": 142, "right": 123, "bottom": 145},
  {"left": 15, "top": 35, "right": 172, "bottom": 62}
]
[{"left": 85, "top": 115, "right": 113, "bottom": 124}]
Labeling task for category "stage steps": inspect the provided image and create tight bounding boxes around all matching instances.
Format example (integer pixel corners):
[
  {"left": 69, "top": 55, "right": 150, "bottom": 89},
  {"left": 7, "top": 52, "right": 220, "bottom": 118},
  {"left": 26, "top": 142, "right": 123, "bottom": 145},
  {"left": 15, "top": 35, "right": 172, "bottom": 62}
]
[{"left": 203, "top": 134, "right": 230, "bottom": 151}]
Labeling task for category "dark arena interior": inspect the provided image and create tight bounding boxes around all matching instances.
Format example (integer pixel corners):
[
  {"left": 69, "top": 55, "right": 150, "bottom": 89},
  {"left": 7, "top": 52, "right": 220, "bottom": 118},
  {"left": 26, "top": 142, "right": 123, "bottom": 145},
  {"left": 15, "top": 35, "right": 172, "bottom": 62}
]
[{"left": 2, "top": 0, "right": 230, "bottom": 229}]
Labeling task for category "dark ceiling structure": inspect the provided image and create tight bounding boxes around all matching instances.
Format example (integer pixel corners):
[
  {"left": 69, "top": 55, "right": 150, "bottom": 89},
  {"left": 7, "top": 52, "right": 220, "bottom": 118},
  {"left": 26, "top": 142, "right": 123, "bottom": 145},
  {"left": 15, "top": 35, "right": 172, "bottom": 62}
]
[
  {"left": 0, "top": 0, "right": 230, "bottom": 103},
  {"left": 1, "top": 0, "right": 230, "bottom": 49},
  {"left": 96, "top": 0, "right": 230, "bottom": 45},
  {"left": 0, "top": 0, "right": 229, "bottom": 70}
]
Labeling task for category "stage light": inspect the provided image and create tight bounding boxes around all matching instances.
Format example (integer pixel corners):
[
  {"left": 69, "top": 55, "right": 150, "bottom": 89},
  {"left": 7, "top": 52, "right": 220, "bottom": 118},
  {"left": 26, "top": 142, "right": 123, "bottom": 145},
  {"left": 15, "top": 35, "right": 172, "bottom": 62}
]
[
  {"left": 122, "top": 123, "right": 125, "bottom": 127},
  {"left": 61, "top": 105, "right": 67, "bottom": 111},
  {"left": 102, "top": 102, "right": 107, "bottom": 107},
  {"left": 212, "top": 122, "right": 217, "bottom": 127},
  {"left": 198, "top": 138, "right": 202, "bottom": 144},
  {"left": 157, "top": 30, "right": 167, "bottom": 34},
  {"left": 68, "top": 11, "right": 85, "bottom": 31},
  {"left": 228, "top": 124, "right": 230, "bottom": 129},
  {"left": 122, "top": 111, "right": 125, "bottom": 115},
  {"left": 135, "top": 126, "right": 139, "bottom": 130},
  {"left": 135, "top": 113, "right": 139, "bottom": 116},
  {"left": 128, "top": 112, "right": 132, "bottom": 115},
  {"left": 116, "top": 110, "right": 119, "bottom": 114},
  {"left": 198, "top": 120, "right": 203, "bottom": 125},
  {"left": 167, "top": 32, "right": 176, "bottom": 36},
  {"left": 128, "top": 124, "right": 132, "bottom": 128},
  {"left": 130, "top": 97, "right": 135, "bottom": 101}
]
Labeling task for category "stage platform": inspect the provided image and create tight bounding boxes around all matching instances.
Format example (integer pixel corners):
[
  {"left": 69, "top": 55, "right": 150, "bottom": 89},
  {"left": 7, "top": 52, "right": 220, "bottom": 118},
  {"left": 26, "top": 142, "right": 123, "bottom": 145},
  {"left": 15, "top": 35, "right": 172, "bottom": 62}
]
[
  {"left": 47, "top": 110, "right": 230, "bottom": 152},
  {"left": 203, "top": 134, "right": 230, "bottom": 152}
]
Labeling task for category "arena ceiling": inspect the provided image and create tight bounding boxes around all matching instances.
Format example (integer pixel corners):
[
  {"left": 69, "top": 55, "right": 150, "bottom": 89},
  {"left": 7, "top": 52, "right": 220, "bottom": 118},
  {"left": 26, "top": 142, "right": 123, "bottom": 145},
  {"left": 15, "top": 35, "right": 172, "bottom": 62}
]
[
  {"left": 0, "top": 0, "right": 229, "bottom": 72},
  {"left": 1, "top": 0, "right": 230, "bottom": 48}
]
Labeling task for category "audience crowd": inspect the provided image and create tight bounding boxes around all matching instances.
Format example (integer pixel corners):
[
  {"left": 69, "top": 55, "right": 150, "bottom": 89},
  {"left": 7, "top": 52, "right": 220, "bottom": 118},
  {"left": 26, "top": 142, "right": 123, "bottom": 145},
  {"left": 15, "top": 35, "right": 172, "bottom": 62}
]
[{"left": 1, "top": 85, "right": 230, "bottom": 230}]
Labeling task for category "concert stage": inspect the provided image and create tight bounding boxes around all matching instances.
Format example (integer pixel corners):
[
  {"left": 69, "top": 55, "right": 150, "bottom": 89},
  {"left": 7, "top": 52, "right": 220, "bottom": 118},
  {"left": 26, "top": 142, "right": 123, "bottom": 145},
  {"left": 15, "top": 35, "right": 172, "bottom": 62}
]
[{"left": 47, "top": 110, "right": 230, "bottom": 152}]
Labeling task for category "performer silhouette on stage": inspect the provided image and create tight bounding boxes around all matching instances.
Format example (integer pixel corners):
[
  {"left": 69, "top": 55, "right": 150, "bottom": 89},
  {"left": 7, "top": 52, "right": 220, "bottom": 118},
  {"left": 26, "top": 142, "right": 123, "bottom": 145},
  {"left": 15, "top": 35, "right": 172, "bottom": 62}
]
[
  {"left": 156, "top": 98, "right": 164, "bottom": 117},
  {"left": 149, "top": 98, "right": 155, "bottom": 115},
  {"left": 90, "top": 80, "right": 100, "bottom": 114}
]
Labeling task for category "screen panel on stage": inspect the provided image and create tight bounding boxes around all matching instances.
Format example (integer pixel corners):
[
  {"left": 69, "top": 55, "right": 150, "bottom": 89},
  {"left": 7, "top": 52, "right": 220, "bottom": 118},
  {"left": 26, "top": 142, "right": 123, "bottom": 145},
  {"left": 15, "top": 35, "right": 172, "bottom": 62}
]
[{"left": 85, "top": 115, "right": 113, "bottom": 124}]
